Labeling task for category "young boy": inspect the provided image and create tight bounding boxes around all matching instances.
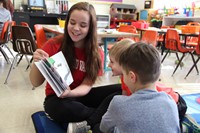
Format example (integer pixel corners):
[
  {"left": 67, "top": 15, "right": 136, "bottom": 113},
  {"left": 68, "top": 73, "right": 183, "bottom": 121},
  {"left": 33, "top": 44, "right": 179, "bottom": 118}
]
[
  {"left": 100, "top": 42, "right": 180, "bottom": 133},
  {"left": 108, "top": 38, "right": 135, "bottom": 96}
]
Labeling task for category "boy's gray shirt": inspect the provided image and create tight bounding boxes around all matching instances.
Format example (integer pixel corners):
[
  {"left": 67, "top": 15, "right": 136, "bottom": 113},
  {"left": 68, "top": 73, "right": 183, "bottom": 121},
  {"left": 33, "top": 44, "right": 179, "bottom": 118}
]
[{"left": 100, "top": 89, "right": 180, "bottom": 133}]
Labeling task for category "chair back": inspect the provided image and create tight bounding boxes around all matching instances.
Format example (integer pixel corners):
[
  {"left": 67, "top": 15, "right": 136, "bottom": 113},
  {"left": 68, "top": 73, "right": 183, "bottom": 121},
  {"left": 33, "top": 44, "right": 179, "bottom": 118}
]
[
  {"left": 20, "top": 22, "right": 29, "bottom": 27},
  {"left": 117, "top": 25, "right": 139, "bottom": 42},
  {"left": 0, "top": 21, "right": 12, "bottom": 43},
  {"left": 34, "top": 24, "right": 47, "bottom": 48},
  {"left": 141, "top": 30, "right": 158, "bottom": 46},
  {"left": 165, "top": 29, "right": 180, "bottom": 51},
  {"left": 118, "top": 25, "right": 137, "bottom": 33},
  {"left": 10, "top": 21, "right": 16, "bottom": 40},
  {"left": 197, "top": 32, "right": 200, "bottom": 55},
  {"left": 12, "top": 25, "right": 37, "bottom": 55}
]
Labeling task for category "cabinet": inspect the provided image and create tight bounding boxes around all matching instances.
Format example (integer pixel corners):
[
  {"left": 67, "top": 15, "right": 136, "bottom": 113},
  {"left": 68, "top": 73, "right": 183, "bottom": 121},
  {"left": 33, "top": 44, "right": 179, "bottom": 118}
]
[
  {"left": 110, "top": 3, "right": 137, "bottom": 28},
  {"left": 13, "top": 11, "right": 67, "bottom": 32}
]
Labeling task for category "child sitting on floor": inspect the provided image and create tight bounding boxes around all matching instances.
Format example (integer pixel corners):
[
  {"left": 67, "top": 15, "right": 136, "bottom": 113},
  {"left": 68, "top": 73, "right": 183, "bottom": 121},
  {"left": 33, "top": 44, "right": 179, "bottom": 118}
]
[{"left": 100, "top": 41, "right": 180, "bottom": 133}]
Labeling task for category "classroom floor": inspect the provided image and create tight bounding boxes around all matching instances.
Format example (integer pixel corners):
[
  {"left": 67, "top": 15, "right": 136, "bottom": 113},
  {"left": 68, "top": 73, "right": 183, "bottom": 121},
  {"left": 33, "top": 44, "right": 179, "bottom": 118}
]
[{"left": 0, "top": 45, "right": 199, "bottom": 133}]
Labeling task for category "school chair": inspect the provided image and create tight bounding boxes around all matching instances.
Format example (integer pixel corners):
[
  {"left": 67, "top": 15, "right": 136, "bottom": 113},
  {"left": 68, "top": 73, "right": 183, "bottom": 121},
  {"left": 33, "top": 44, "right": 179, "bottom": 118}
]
[
  {"left": 107, "top": 25, "right": 139, "bottom": 50},
  {"left": 181, "top": 22, "right": 199, "bottom": 48},
  {"left": 0, "top": 21, "right": 13, "bottom": 63},
  {"left": 141, "top": 30, "right": 158, "bottom": 47},
  {"left": 29, "top": 24, "right": 48, "bottom": 71},
  {"left": 4, "top": 25, "right": 37, "bottom": 84},
  {"left": 185, "top": 32, "right": 200, "bottom": 78},
  {"left": 157, "top": 26, "right": 170, "bottom": 48},
  {"left": 161, "top": 29, "right": 196, "bottom": 76},
  {"left": 15, "top": 22, "right": 30, "bottom": 66},
  {"left": 20, "top": 22, "right": 29, "bottom": 27},
  {"left": 34, "top": 24, "right": 47, "bottom": 49}
]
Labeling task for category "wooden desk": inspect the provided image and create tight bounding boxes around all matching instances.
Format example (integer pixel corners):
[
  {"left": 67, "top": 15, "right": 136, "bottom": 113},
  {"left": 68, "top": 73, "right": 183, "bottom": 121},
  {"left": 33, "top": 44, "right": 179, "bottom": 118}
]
[{"left": 42, "top": 24, "right": 140, "bottom": 71}]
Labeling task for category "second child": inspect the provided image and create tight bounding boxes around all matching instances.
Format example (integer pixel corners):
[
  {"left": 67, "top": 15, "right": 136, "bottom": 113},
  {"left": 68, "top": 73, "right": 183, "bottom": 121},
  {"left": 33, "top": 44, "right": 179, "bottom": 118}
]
[{"left": 100, "top": 42, "right": 180, "bottom": 133}]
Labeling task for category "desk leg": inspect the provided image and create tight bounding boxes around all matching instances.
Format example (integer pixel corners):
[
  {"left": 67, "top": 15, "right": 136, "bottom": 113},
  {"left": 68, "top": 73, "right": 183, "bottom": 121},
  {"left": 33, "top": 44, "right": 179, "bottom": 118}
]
[
  {"left": 103, "top": 38, "right": 116, "bottom": 71},
  {"left": 103, "top": 38, "right": 108, "bottom": 72}
]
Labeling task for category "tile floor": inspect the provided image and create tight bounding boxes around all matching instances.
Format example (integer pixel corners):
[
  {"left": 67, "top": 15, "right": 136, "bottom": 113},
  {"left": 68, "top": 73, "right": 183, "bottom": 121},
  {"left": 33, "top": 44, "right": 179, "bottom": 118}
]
[{"left": 0, "top": 45, "right": 199, "bottom": 133}]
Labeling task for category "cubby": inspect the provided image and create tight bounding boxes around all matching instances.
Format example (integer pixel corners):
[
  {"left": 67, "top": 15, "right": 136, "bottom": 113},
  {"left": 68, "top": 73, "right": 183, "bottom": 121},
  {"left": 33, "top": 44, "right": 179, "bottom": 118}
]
[{"left": 110, "top": 3, "right": 137, "bottom": 28}]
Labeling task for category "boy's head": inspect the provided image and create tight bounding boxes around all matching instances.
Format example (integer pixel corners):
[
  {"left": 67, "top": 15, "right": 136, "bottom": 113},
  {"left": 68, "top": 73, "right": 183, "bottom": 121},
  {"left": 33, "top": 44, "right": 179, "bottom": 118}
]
[
  {"left": 119, "top": 42, "right": 161, "bottom": 91},
  {"left": 108, "top": 38, "right": 135, "bottom": 76}
]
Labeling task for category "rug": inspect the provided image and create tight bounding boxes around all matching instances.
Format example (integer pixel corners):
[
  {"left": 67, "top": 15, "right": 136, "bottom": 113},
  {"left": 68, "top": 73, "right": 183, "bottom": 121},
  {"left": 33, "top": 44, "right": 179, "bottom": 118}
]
[
  {"left": 31, "top": 111, "right": 67, "bottom": 133},
  {"left": 182, "top": 93, "right": 200, "bottom": 124}
]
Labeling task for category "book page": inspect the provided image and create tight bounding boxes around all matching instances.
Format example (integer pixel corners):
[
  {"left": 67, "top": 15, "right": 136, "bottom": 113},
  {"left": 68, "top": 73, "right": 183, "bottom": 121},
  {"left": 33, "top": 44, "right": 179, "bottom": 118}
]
[{"left": 35, "top": 51, "right": 73, "bottom": 97}]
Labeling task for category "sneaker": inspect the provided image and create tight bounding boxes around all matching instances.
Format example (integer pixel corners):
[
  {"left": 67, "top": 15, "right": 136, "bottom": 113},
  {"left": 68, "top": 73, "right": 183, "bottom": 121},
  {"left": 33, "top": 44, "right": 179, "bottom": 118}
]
[
  {"left": 67, "top": 121, "right": 91, "bottom": 133},
  {"left": 182, "top": 114, "right": 200, "bottom": 133}
]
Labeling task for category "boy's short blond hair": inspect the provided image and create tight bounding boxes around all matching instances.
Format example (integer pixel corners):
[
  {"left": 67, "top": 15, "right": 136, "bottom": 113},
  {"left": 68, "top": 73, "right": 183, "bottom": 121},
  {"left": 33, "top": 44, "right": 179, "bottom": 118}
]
[{"left": 109, "top": 38, "right": 135, "bottom": 62}]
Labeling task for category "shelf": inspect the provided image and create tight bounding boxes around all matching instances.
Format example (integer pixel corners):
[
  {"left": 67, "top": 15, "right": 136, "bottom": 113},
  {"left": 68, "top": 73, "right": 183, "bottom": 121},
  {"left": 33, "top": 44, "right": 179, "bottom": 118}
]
[
  {"left": 110, "top": 3, "right": 137, "bottom": 28},
  {"left": 110, "top": 19, "right": 136, "bottom": 22}
]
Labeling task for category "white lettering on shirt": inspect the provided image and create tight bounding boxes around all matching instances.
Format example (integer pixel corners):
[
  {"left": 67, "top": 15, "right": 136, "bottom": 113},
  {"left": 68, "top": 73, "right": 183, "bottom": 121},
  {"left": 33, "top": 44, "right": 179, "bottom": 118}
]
[{"left": 75, "top": 59, "right": 85, "bottom": 72}]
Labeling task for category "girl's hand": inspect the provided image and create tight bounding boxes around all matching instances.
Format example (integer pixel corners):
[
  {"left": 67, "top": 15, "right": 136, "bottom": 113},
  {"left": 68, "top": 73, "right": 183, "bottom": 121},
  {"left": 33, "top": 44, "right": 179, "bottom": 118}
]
[
  {"left": 33, "top": 49, "right": 49, "bottom": 62},
  {"left": 59, "top": 86, "right": 71, "bottom": 98}
]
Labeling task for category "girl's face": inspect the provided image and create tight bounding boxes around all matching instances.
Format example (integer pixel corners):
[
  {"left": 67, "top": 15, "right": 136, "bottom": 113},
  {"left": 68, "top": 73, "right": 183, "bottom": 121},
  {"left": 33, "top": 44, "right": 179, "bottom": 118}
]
[
  {"left": 68, "top": 10, "right": 90, "bottom": 48},
  {"left": 108, "top": 56, "right": 122, "bottom": 76}
]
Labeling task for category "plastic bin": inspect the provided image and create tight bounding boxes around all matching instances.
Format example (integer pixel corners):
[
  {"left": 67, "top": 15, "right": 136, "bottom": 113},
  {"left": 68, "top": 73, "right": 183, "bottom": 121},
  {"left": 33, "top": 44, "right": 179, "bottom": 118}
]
[
  {"left": 181, "top": 22, "right": 200, "bottom": 34},
  {"left": 132, "top": 21, "right": 149, "bottom": 29}
]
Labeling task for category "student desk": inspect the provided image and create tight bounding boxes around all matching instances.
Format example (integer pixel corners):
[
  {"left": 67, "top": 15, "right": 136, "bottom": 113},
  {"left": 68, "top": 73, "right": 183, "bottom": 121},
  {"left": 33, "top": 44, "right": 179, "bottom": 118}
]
[{"left": 42, "top": 24, "right": 140, "bottom": 72}]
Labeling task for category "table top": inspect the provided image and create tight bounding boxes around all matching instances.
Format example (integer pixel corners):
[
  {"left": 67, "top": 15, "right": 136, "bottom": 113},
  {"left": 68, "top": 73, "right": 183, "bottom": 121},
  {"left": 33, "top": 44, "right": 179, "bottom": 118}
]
[
  {"left": 42, "top": 24, "right": 140, "bottom": 38},
  {"left": 139, "top": 27, "right": 199, "bottom": 37}
]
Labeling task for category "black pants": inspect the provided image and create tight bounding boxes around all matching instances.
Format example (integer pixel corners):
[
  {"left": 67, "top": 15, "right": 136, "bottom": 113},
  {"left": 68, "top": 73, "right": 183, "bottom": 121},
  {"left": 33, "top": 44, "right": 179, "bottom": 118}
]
[
  {"left": 88, "top": 90, "right": 121, "bottom": 133},
  {"left": 44, "top": 84, "right": 121, "bottom": 123}
]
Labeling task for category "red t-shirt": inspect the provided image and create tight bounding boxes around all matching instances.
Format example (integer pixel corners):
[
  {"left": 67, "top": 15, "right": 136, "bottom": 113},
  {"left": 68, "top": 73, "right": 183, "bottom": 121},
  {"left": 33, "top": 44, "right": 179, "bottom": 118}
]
[
  {"left": 42, "top": 37, "right": 86, "bottom": 96},
  {"left": 121, "top": 76, "right": 132, "bottom": 96}
]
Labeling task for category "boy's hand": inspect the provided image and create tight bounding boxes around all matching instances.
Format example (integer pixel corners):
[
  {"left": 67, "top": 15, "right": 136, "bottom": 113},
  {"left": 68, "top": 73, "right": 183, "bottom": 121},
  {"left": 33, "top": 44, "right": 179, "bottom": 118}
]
[{"left": 33, "top": 49, "right": 49, "bottom": 62}]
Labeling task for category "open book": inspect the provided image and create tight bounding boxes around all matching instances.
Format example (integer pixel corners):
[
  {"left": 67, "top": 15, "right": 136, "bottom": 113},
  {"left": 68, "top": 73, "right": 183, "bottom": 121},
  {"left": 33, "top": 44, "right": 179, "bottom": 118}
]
[{"left": 35, "top": 51, "right": 73, "bottom": 97}]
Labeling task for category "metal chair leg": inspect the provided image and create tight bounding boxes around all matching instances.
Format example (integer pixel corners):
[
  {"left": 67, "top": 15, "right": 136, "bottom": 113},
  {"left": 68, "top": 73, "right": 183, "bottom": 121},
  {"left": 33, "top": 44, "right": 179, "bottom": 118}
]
[
  {"left": 161, "top": 49, "right": 170, "bottom": 63},
  {"left": 0, "top": 47, "right": 11, "bottom": 64},
  {"left": 4, "top": 44, "right": 14, "bottom": 58},
  {"left": 185, "top": 57, "right": 200, "bottom": 79},
  {"left": 26, "top": 57, "right": 33, "bottom": 70},
  {"left": 17, "top": 55, "right": 23, "bottom": 66},
  {"left": 4, "top": 54, "right": 19, "bottom": 84},
  {"left": 172, "top": 53, "right": 185, "bottom": 76}
]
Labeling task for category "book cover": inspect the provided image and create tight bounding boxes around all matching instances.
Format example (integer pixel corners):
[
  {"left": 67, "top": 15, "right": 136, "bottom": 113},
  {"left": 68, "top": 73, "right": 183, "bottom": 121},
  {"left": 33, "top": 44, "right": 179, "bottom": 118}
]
[{"left": 35, "top": 51, "right": 73, "bottom": 97}]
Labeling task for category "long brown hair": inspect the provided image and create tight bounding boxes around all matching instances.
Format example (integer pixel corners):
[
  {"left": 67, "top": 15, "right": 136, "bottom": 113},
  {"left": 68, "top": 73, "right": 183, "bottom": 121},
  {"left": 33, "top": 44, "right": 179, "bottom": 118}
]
[
  {"left": 0, "top": 0, "right": 7, "bottom": 8},
  {"left": 61, "top": 2, "right": 101, "bottom": 83}
]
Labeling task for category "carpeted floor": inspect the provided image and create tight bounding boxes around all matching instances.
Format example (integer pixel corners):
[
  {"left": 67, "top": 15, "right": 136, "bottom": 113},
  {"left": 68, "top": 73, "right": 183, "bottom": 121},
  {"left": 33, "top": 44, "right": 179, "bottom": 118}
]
[{"left": 182, "top": 93, "right": 200, "bottom": 124}]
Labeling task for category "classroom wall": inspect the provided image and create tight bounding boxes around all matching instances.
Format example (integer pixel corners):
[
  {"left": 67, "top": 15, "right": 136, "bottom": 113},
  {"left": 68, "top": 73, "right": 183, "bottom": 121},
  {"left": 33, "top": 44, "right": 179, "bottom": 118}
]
[{"left": 13, "top": 0, "right": 146, "bottom": 14}]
